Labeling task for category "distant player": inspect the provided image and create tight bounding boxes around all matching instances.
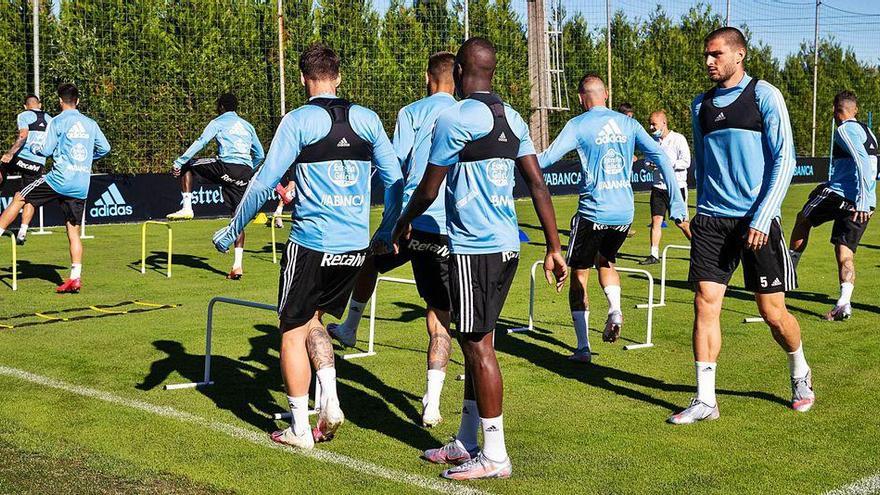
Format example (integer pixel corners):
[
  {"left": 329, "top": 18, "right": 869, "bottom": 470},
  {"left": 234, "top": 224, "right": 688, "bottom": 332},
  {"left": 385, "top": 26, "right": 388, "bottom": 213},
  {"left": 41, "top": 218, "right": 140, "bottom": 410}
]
[
  {"left": 213, "top": 43, "right": 403, "bottom": 449},
  {"left": 539, "top": 75, "right": 687, "bottom": 363},
  {"left": 168, "top": 92, "right": 265, "bottom": 280},
  {"left": 328, "top": 51, "right": 458, "bottom": 428},
  {"left": 788, "top": 91, "right": 877, "bottom": 320},
  {"left": 639, "top": 110, "right": 692, "bottom": 265},
  {"left": 0, "top": 94, "right": 53, "bottom": 245},
  {"left": 392, "top": 37, "right": 567, "bottom": 480},
  {"left": 669, "top": 27, "right": 814, "bottom": 425},
  {"left": 617, "top": 102, "right": 634, "bottom": 118},
  {"left": 0, "top": 84, "right": 110, "bottom": 293}
]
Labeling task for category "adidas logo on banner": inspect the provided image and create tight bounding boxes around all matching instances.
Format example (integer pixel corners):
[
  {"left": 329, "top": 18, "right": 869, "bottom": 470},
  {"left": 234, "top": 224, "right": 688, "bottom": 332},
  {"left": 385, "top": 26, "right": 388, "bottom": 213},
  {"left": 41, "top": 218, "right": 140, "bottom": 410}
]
[
  {"left": 595, "top": 119, "right": 627, "bottom": 144},
  {"left": 771, "top": 277, "right": 782, "bottom": 287},
  {"left": 337, "top": 138, "right": 350, "bottom": 148},
  {"left": 90, "top": 183, "right": 133, "bottom": 217},
  {"left": 498, "top": 132, "right": 508, "bottom": 142},
  {"left": 714, "top": 112, "right": 726, "bottom": 122},
  {"left": 67, "top": 121, "right": 89, "bottom": 139}
]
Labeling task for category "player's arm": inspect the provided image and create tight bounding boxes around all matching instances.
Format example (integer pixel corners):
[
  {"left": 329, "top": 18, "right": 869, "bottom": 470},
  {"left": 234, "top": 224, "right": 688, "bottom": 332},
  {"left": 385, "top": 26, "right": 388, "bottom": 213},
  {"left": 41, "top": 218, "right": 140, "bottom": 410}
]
[
  {"left": 537, "top": 119, "right": 578, "bottom": 170},
  {"left": 691, "top": 96, "right": 705, "bottom": 202},
  {"left": 637, "top": 126, "right": 687, "bottom": 222},
  {"left": 367, "top": 114, "right": 405, "bottom": 251},
  {"left": 1, "top": 130, "right": 28, "bottom": 164},
  {"left": 250, "top": 124, "right": 266, "bottom": 168},
  {"left": 93, "top": 124, "right": 111, "bottom": 160},
  {"left": 392, "top": 107, "right": 415, "bottom": 176},
  {"left": 173, "top": 121, "right": 218, "bottom": 173},
  {"left": 837, "top": 124, "right": 874, "bottom": 222}
]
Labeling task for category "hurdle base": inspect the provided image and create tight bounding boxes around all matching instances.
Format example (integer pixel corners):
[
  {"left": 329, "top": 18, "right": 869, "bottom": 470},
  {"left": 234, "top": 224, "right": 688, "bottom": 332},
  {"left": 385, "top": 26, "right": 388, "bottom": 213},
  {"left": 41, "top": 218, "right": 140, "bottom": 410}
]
[
  {"left": 164, "top": 381, "right": 214, "bottom": 390},
  {"left": 623, "top": 343, "right": 654, "bottom": 350},
  {"left": 743, "top": 317, "right": 765, "bottom": 324},
  {"left": 343, "top": 351, "right": 376, "bottom": 360},
  {"left": 507, "top": 326, "right": 532, "bottom": 334}
]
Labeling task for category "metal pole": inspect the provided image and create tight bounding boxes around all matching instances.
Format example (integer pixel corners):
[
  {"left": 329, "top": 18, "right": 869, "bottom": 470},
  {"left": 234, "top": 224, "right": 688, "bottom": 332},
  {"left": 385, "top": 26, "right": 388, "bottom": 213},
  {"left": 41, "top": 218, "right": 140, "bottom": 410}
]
[
  {"left": 277, "top": 0, "right": 286, "bottom": 116},
  {"left": 810, "top": 0, "right": 820, "bottom": 156},
  {"left": 463, "top": 0, "right": 469, "bottom": 41},
  {"left": 606, "top": 0, "right": 612, "bottom": 108},
  {"left": 726, "top": 0, "right": 731, "bottom": 26},
  {"left": 32, "top": 0, "right": 39, "bottom": 97}
]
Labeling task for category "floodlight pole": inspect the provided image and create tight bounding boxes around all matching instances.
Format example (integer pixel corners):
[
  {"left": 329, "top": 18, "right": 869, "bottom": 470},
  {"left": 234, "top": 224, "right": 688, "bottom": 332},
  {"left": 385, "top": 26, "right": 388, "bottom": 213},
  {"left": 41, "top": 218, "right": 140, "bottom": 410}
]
[
  {"left": 463, "top": 0, "right": 469, "bottom": 40},
  {"left": 725, "top": 0, "right": 731, "bottom": 26},
  {"left": 810, "top": 0, "right": 820, "bottom": 156},
  {"left": 605, "top": 0, "right": 612, "bottom": 108},
  {"left": 32, "top": 0, "right": 39, "bottom": 97},
  {"left": 277, "top": 0, "right": 286, "bottom": 116}
]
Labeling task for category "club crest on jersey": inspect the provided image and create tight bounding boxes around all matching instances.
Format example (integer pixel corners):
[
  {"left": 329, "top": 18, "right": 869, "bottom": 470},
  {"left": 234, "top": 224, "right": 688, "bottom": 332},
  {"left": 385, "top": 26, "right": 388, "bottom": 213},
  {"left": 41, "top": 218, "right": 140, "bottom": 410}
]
[
  {"left": 228, "top": 122, "right": 249, "bottom": 136},
  {"left": 71, "top": 143, "right": 88, "bottom": 162},
  {"left": 233, "top": 139, "right": 250, "bottom": 154},
  {"left": 601, "top": 148, "right": 624, "bottom": 175},
  {"left": 595, "top": 120, "right": 627, "bottom": 144},
  {"left": 487, "top": 159, "right": 512, "bottom": 187},
  {"left": 328, "top": 160, "right": 359, "bottom": 187},
  {"left": 321, "top": 252, "right": 366, "bottom": 267},
  {"left": 67, "top": 121, "right": 89, "bottom": 139}
]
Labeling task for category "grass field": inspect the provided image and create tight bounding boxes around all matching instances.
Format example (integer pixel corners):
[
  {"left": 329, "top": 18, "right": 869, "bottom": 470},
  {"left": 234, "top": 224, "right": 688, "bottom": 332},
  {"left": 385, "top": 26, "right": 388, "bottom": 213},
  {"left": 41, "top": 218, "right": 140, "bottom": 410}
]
[{"left": 1, "top": 183, "right": 878, "bottom": 495}]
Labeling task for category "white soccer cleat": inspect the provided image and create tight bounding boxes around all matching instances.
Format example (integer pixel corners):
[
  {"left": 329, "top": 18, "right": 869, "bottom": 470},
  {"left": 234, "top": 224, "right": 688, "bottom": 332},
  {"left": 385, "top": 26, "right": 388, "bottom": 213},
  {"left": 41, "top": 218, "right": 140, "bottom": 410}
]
[
  {"left": 313, "top": 396, "right": 344, "bottom": 442},
  {"left": 327, "top": 323, "right": 357, "bottom": 348},
  {"left": 423, "top": 437, "right": 477, "bottom": 465},
  {"left": 667, "top": 398, "right": 720, "bottom": 425},
  {"left": 421, "top": 397, "right": 443, "bottom": 428},
  {"left": 824, "top": 303, "right": 852, "bottom": 321},
  {"left": 441, "top": 452, "right": 512, "bottom": 480},
  {"left": 166, "top": 208, "right": 194, "bottom": 221},
  {"left": 567, "top": 347, "right": 592, "bottom": 363},
  {"left": 603, "top": 311, "right": 623, "bottom": 343},
  {"left": 791, "top": 369, "right": 815, "bottom": 412},
  {"left": 270, "top": 426, "right": 315, "bottom": 449}
]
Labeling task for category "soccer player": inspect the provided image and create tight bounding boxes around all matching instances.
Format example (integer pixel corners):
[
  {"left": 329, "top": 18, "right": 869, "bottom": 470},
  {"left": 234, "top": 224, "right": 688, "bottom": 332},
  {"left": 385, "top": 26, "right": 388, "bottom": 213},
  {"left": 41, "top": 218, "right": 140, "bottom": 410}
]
[
  {"left": 0, "top": 94, "right": 53, "bottom": 245},
  {"left": 617, "top": 102, "right": 634, "bottom": 118},
  {"left": 391, "top": 37, "right": 567, "bottom": 480},
  {"left": 538, "top": 75, "right": 687, "bottom": 363},
  {"left": 668, "top": 27, "right": 814, "bottom": 425},
  {"left": 788, "top": 91, "right": 877, "bottom": 320},
  {"left": 213, "top": 43, "right": 403, "bottom": 449},
  {"left": 327, "top": 51, "right": 458, "bottom": 428},
  {"left": 639, "top": 110, "right": 692, "bottom": 265},
  {"left": 0, "top": 84, "right": 110, "bottom": 293},
  {"left": 168, "top": 93, "right": 265, "bottom": 280}
]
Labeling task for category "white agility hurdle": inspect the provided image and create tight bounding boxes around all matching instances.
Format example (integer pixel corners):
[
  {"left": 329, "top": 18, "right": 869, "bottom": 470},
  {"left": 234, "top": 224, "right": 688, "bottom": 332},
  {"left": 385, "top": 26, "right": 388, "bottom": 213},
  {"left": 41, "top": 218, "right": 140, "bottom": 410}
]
[
  {"left": 508, "top": 260, "right": 656, "bottom": 350},
  {"left": 636, "top": 244, "right": 691, "bottom": 309},
  {"left": 344, "top": 276, "right": 418, "bottom": 360},
  {"left": 4, "top": 233, "right": 17, "bottom": 291}
]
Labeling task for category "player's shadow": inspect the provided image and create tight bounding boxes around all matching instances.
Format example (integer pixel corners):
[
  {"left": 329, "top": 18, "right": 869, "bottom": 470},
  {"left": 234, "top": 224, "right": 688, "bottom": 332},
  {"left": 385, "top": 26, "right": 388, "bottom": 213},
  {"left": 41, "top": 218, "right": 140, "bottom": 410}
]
[
  {"left": 518, "top": 222, "right": 571, "bottom": 238},
  {"left": 0, "top": 260, "right": 65, "bottom": 288},
  {"left": 858, "top": 243, "right": 880, "bottom": 250},
  {"left": 130, "top": 252, "right": 228, "bottom": 277},
  {"left": 373, "top": 301, "right": 423, "bottom": 324}
]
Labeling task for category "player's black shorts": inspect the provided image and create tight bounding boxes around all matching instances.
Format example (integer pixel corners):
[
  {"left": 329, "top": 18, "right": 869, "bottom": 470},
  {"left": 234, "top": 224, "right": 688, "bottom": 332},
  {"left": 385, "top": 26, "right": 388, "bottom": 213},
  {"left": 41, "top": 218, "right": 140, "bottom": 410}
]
[
  {"left": 449, "top": 251, "right": 519, "bottom": 334},
  {"left": 1, "top": 154, "right": 45, "bottom": 185},
  {"left": 182, "top": 158, "right": 254, "bottom": 210},
  {"left": 800, "top": 184, "right": 871, "bottom": 252},
  {"left": 373, "top": 229, "right": 451, "bottom": 311},
  {"left": 688, "top": 215, "right": 796, "bottom": 294},
  {"left": 566, "top": 215, "right": 630, "bottom": 269},
  {"left": 650, "top": 186, "right": 688, "bottom": 218},
  {"left": 19, "top": 176, "right": 84, "bottom": 225},
  {"left": 277, "top": 242, "right": 368, "bottom": 328}
]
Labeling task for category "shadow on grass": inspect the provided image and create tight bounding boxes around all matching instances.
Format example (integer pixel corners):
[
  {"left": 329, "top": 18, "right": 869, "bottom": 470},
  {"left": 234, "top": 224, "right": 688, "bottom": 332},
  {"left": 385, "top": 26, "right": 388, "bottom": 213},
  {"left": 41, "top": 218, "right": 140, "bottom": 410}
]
[
  {"left": 0, "top": 260, "right": 65, "bottom": 288},
  {"left": 130, "top": 251, "right": 227, "bottom": 277}
]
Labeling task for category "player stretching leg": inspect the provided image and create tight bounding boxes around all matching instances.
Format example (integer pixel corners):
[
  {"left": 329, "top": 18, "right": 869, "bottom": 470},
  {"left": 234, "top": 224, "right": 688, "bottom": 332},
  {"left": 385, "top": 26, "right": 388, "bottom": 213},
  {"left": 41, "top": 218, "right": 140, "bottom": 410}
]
[
  {"left": 0, "top": 94, "right": 53, "bottom": 245},
  {"left": 392, "top": 38, "right": 567, "bottom": 480},
  {"left": 328, "top": 52, "right": 457, "bottom": 427},
  {"left": 788, "top": 91, "right": 876, "bottom": 321},
  {"left": 214, "top": 43, "right": 403, "bottom": 448},
  {"left": 0, "top": 84, "right": 109, "bottom": 293},
  {"left": 169, "top": 93, "right": 265, "bottom": 279},
  {"left": 539, "top": 75, "right": 686, "bottom": 362},
  {"left": 669, "top": 28, "right": 814, "bottom": 425}
]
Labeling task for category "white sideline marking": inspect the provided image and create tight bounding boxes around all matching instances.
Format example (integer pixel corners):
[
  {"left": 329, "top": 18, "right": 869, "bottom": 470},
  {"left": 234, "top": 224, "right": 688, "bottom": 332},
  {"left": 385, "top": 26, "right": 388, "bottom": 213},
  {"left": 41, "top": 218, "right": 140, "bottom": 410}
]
[
  {"left": 0, "top": 366, "right": 490, "bottom": 495},
  {"left": 825, "top": 474, "right": 880, "bottom": 495}
]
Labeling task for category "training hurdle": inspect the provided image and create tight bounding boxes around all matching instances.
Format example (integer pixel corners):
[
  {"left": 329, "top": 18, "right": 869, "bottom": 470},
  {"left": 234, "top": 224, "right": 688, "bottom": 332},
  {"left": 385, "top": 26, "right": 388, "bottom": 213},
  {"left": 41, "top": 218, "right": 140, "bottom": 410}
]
[
  {"left": 636, "top": 244, "right": 691, "bottom": 309},
  {"left": 270, "top": 213, "right": 291, "bottom": 264},
  {"left": 345, "top": 276, "right": 418, "bottom": 360},
  {"left": 509, "top": 260, "right": 656, "bottom": 350},
  {"left": 5, "top": 233, "right": 17, "bottom": 291},
  {"left": 141, "top": 221, "right": 173, "bottom": 278}
]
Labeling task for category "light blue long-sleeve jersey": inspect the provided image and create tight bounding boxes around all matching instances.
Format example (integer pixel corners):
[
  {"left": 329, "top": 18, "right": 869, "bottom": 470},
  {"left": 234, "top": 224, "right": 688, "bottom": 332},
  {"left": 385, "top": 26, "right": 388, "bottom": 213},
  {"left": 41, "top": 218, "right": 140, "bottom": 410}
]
[
  {"left": 214, "top": 95, "right": 404, "bottom": 254},
  {"left": 31, "top": 109, "right": 110, "bottom": 199},
  {"left": 397, "top": 92, "right": 457, "bottom": 235},
  {"left": 538, "top": 106, "right": 686, "bottom": 225},
  {"left": 173, "top": 112, "right": 264, "bottom": 169},
  {"left": 828, "top": 119, "right": 877, "bottom": 211},
  {"left": 691, "top": 74, "right": 797, "bottom": 233},
  {"left": 16, "top": 110, "right": 53, "bottom": 165}
]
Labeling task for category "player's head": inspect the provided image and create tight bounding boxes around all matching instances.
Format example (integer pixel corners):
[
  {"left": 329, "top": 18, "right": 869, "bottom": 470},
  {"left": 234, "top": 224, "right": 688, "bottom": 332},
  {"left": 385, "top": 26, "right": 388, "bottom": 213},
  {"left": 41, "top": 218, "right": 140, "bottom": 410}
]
[
  {"left": 426, "top": 51, "right": 455, "bottom": 95},
  {"left": 454, "top": 37, "right": 496, "bottom": 98},
  {"left": 833, "top": 90, "right": 858, "bottom": 124},
  {"left": 577, "top": 73, "right": 608, "bottom": 110},
  {"left": 703, "top": 27, "right": 747, "bottom": 84},
  {"left": 216, "top": 93, "right": 238, "bottom": 114},
  {"left": 617, "top": 102, "right": 634, "bottom": 118},
  {"left": 57, "top": 83, "right": 79, "bottom": 109},
  {"left": 23, "top": 94, "right": 41, "bottom": 110},
  {"left": 299, "top": 42, "right": 341, "bottom": 91},
  {"left": 649, "top": 110, "right": 668, "bottom": 137}
]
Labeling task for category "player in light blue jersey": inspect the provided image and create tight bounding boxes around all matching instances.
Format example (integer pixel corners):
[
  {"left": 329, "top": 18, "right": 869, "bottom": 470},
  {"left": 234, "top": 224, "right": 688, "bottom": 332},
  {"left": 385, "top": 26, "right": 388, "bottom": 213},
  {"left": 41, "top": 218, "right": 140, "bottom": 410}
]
[
  {"left": 0, "top": 84, "right": 109, "bottom": 293},
  {"left": 539, "top": 74, "right": 686, "bottom": 361},
  {"left": 392, "top": 38, "right": 567, "bottom": 481},
  {"left": 669, "top": 28, "right": 814, "bottom": 426},
  {"left": 0, "top": 94, "right": 52, "bottom": 244},
  {"left": 789, "top": 91, "right": 877, "bottom": 321},
  {"left": 327, "top": 51, "right": 457, "bottom": 428},
  {"left": 213, "top": 43, "right": 403, "bottom": 450}
]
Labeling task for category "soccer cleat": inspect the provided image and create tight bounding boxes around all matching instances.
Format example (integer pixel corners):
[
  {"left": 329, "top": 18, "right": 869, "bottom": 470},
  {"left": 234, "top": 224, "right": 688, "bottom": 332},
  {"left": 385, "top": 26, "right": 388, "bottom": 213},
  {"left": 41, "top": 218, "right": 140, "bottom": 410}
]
[
  {"left": 667, "top": 398, "right": 720, "bottom": 425},
  {"left": 226, "top": 269, "right": 243, "bottom": 280},
  {"left": 791, "top": 369, "right": 815, "bottom": 412},
  {"left": 327, "top": 323, "right": 357, "bottom": 348},
  {"left": 638, "top": 255, "right": 659, "bottom": 265},
  {"left": 423, "top": 438, "right": 478, "bottom": 465},
  {"left": 603, "top": 311, "right": 623, "bottom": 343},
  {"left": 270, "top": 426, "right": 315, "bottom": 449},
  {"left": 441, "top": 452, "right": 512, "bottom": 480},
  {"left": 166, "top": 208, "right": 194, "bottom": 220},
  {"left": 567, "top": 347, "right": 592, "bottom": 363},
  {"left": 15, "top": 234, "right": 26, "bottom": 246},
  {"left": 313, "top": 397, "right": 344, "bottom": 443},
  {"left": 824, "top": 303, "right": 852, "bottom": 321},
  {"left": 422, "top": 397, "right": 443, "bottom": 428},
  {"left": 56, "top": 278, "right": 82, "bottom": 294}
]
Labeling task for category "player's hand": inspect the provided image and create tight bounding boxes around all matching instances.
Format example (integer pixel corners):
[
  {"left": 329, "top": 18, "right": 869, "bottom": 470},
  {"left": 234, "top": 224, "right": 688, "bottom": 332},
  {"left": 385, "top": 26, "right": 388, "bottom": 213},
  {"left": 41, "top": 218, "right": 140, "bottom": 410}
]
[
  {"left": 0, "top": 153, "right": 12, "bottom": 164},
  {"left": 390, "top": 221, "right": 411, "bottom": 248},
  {"left": 745, "top": 227, "right": 768, "bottom": 251},
  {"left": 171, "top": 166, "right": 181, "bottom": 178},
  {"left": 543, "top": 250, "right": 568, "bottom": 293},
  {"left": 212, "top": 226, "right": 233, "bottom": 253},
  {"left": 852, "top": 210, "right": 872, "bottom": 224},
  {"left": 674, "top": 218, "right": 692, "bottom": 241},
  {"left": 371, "top": 238, "right": 393, "bottom": 256}
]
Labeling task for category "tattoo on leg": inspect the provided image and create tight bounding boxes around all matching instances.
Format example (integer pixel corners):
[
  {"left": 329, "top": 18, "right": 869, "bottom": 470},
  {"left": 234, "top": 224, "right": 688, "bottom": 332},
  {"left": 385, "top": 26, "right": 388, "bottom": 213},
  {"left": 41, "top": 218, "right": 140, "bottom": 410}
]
[
  {"left": 427, "top": 330, "right": 452, "bottom": 371},
  {"left": 841, "top": 258, "right": 855, "bottom": 284},
  {"left": 306, "top": 324, "right": 335, "bottom": 370}
]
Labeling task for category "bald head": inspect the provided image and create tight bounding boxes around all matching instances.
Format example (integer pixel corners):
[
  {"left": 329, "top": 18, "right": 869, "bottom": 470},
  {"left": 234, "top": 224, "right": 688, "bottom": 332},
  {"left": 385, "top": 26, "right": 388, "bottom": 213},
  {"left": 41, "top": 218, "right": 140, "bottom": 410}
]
[
  {"left": 454, "top": 37, "right": 497, "bottom": 96},
  {"left": 649, "top": 110, "right": 669, "bottom": 137},
  {"left": 577, "top": 73, "right": 608, "bottom": 110}
]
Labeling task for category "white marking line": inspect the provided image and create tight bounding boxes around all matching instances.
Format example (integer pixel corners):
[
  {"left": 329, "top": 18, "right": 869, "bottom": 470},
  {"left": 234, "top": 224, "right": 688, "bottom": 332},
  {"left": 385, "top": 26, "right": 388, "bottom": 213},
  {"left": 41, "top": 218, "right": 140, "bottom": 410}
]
[
  {"left": 825, "top": 474, "right": 880, "bottom": 495},
  {"left": 0, "top": 366, "right": 490, "bottom": 495}
]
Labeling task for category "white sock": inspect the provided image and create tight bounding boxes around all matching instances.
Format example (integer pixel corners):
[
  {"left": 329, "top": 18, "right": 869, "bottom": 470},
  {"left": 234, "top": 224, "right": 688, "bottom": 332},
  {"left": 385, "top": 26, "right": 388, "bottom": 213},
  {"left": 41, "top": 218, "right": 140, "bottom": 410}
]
[
  {"left": 787, "top": 343, "right": 810, "bottom": 379},
  {"left": 233, "top": 247, "right": 244, "bottom": 269},
  {"left": 480, "top": 415, "right": 508, "bottom": 461},
  {"left": 286, "top": 394, "right": 310, "bottom": 436},
  {"left": 837, "top": 282, "right": 854, "bottom": 307},
  {"left": 70, "top": 263, "right": 82, "bottom": 280},
  {"left": 182, "top": 192, "right": 193, "bottom": 210},
  {"left": 572, "top": 310, "right": 590, "bottom": 351},
  {"left": 695, "top": 361, "right": 717, "bottom": 407},
  {"left": 316, "top": 367, "right": 338, "bottom": 405},
  {"left": 18, "top": 224, "right": 28, "bottom": 238},
  {"left": 604, "top": 285, "right": 622, "bottom": 314},
  {"left": 650, "top": 245, "right": 659, "bottom": 258},
  {"left": 424, "top": 369, "right": 446, "bottom": 408},
  {"left": 342, "top": 299, "right": 367, "bottom": 331},
  {"left": 457, "top": 399, "right": 480, "bottom": 452}
]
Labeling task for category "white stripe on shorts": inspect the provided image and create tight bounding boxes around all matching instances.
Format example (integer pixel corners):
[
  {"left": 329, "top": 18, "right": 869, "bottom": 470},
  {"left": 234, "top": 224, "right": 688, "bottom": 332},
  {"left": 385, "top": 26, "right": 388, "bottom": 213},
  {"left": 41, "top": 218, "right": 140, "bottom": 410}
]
[
  {"left": 20, "top": 176, "right": 46, "bottom": 198},
  {"left": 566, "top": 216, "right": 580, "bottom": 263},
  {"left": 278, "top": 243, "right": 299, "bottom": 317},
  {"left": 802, "top": 187, "right": 830, "bottom": 217}
]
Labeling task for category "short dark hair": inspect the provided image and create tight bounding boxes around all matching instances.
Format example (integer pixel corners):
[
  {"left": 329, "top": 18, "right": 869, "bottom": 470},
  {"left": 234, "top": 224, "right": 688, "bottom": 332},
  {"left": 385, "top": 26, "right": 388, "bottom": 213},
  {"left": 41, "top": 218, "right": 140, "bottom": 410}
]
[
  {"left": 216, "top": 93, "right": 238, "bottom": 113},
  {"left": 57, "top": 84, "right": 79, "bottom": 105},
  {"left": 834, "top": 90, "right": 858, "bottom": 108},
  {"left": 617, "top": 102, "right": 634, "bottom": 114},
  {"left": 578, "top": 73, "right": 604, "bottom": 94},
  {"left": 427, "top": 51, "right": 455, "bottom": 81},
  {"left": 705, "top": 26, "right": 747, "bottom": 53},
  {"left": 299, "top": 42, "right": 340, "bottom": 81},
  {"left": 24, "top": 94, "right": 40, "bottom": 105}
]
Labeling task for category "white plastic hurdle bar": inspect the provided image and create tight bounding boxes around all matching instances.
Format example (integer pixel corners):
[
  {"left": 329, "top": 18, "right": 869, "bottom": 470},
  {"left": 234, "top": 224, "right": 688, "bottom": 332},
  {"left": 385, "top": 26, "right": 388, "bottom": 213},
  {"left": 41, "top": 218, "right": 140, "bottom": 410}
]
[
  {"left": 345, "top": 276, "right": 418, "bottom": 360},
  {"left": 508, "top": 260, "right": 546, "bottom": 334},
  {"left": 141, "top": 221, "right": 173, "bottom": 278},
  {"left": 636, "top": 244, "right": 691, "bottom": 309}
]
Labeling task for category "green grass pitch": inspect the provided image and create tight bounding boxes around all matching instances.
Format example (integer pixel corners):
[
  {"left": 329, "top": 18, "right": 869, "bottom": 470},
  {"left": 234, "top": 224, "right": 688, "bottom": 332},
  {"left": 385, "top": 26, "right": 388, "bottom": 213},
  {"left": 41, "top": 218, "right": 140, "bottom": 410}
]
[{"left": 0, "top": 183, "right": 878, "bottom": 494}]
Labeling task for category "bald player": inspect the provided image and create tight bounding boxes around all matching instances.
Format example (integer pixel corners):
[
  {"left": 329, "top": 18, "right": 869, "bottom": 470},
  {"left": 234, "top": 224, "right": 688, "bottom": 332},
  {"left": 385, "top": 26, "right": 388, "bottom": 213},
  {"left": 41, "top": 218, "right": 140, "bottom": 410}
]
[{"left": 391, "top": 37, "right": 567, "bottom": 480}]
